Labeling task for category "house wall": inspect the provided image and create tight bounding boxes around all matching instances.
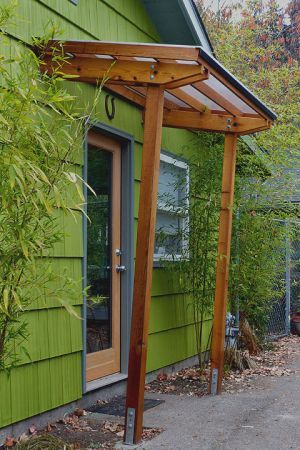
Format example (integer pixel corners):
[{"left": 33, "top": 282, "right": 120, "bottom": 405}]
[{"left": 0, "top": 0, "right": 212, "bottom": 429}]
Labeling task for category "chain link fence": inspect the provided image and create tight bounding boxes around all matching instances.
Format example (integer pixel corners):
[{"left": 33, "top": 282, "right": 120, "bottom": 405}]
[{"left": 266, "top": 220, "right": 300, "bottom": 339}]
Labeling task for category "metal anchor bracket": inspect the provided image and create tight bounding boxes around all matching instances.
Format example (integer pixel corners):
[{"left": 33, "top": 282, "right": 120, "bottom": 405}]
[
  {"left": 124, "top": 407, "right": 135, "bottom": 445},
  {"left": 211, "top": 368, "right": 218, "bottom": 395}
]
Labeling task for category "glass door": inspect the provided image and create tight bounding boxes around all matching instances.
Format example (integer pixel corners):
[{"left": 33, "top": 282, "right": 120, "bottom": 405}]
[{"left": 86, "top": 131, "right": 121, "bottom": 382}]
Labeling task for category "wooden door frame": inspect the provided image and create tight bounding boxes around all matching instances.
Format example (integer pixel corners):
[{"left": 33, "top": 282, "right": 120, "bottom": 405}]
[
  {"left": 86, "top": 131, "right": 121, "bottom": 382},
  {"left": 82, "top": 122, "right": 134, "bottom": 393}
]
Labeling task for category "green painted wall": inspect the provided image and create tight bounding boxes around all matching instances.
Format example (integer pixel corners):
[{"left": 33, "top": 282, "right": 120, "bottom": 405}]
[{"left": 0, "top": 0, "right": 212, "bottom": 428}]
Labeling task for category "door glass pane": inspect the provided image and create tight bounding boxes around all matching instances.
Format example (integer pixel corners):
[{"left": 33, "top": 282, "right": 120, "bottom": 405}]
[{"left": 86, "top": 146, "right": 112, "bottom": 354}]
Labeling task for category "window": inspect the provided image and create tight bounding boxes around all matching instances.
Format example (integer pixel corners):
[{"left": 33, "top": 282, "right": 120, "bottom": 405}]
[{"left": 154, "top": 153, "right": 189, "bottom": 261}]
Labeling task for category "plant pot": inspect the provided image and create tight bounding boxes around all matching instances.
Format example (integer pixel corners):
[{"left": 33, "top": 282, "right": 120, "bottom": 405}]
[
  {"left": 294, "top": 321, "right": 300, "bottom": 336},
  {"left": 291, "top": 314, "right": 300, "bottom": 336}
]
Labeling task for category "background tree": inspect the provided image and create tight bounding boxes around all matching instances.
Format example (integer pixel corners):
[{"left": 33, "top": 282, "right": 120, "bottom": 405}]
[{"left": 196, "top": 0, "right": 300, "bottom": 336}]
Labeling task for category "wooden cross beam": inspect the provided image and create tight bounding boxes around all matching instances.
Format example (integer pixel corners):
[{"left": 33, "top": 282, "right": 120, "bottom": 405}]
[
  {"left": 40, "top": 55, "right": 208, "bottom": 86},
  {"left": 163, "top": 110, "right": 269, "bottom": 133}
]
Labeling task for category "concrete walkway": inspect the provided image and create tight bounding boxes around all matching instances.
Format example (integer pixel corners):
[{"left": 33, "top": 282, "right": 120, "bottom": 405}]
[{"left": 120, "top": 353, "right": 300, "bottom": 450}]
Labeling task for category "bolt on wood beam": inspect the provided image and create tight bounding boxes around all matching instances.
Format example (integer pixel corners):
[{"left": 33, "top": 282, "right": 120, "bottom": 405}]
[
  {"left": 163, "top": 110, "right": 269, "bottom": 134},
  {"left": 40, "top": 55, "right": 207, "bottom": 86}
]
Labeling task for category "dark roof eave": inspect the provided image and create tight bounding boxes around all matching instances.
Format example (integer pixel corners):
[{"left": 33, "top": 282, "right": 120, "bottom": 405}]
[{"left": 189, "top": 0, "right": 215, "bottom": 56}]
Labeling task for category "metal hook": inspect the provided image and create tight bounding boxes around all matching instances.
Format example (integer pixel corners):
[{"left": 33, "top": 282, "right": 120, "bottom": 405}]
[{"left": 105, "top": 95, "right": 116, "bottom": 120}]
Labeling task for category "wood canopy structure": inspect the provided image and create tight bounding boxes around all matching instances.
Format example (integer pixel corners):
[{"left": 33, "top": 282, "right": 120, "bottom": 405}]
[{"left": 37, "top": 40, "right": 276, "bottom": 445}]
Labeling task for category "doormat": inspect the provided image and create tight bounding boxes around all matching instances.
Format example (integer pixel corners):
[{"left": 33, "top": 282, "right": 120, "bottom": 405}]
[{"left": 87, "top": 396, "right": 164, "bottom": 417}]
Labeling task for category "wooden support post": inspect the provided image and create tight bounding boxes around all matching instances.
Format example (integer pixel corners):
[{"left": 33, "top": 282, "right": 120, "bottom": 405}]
[
  {"left": 209, "top": 133, "right": 238, "bottom": 395},
  {"left": 124, "top": 86, "right": 164, "bottom": 444}
]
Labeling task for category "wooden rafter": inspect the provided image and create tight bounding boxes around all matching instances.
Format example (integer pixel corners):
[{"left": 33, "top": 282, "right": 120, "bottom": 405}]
[
  {"left": 132, "top": 86, "right": 183, "bottom": 111},
  {"left": 168, "top": 87, "right": 208, "bottom": 113},
  {"left": 106, "top": 84, "right": 145, "bottom": 108},
  {"left": 193, "top": 82, "right": 242, "bottom": 116}
]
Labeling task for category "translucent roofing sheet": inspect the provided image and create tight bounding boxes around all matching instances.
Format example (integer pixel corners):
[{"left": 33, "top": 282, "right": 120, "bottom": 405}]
[
  {"left": 179, "top": 85, "right": 225, "bottom": 111},
  {"left": 203, "top": 76, "right": 256, "bottom": 114},
  {"left": 40, "top": 39, "right": 277, "bottom": 121}
]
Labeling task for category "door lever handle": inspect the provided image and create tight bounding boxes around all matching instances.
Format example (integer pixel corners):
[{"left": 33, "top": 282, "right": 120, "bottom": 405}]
[{"left": 115, "top": 264, "right": 126, "bottom": 273}]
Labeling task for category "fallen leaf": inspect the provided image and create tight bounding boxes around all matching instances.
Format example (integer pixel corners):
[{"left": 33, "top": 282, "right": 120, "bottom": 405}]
[
  {"left": 74, "top": 408, "right": 87, "bottom": 417},
  {"left": 18, "top": 433, "right": 29, "bottom": 443},
  {"left": 4, "top": 436, "right": 14, "bottom": 448},
  {"left": 104, "top": 421, "right": 119, "bottom": 433},
  {"left": 29, "top": 425, "right": 37, "bottom": 435}
]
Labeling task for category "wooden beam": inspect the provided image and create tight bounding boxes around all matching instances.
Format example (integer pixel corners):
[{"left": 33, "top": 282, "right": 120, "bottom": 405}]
[
  {"left": 164, "top": 71, "right": 209, "bottom": 89},
  {"left": 41, "top": 55, "right": 207, "bottom": 86},
  {"left": 162, "top": 110, "right": 269, "bottom": 134},
  {"left": 238, "top": 123, "right": 272, "bottom": 135},
  {"left": 193, "top": 82, "right": 242, "bottom": 116},
  {"left": 106, "top": 84, "right": 145, "bottom": 108},
  {"left": 133, "top": 86, "right": 181, "bottom": 111},
  {"left": 44, "top": 39, "right": 201, "bottom": 61},
  {"left": 209, "top": 133, "right": 238, "bottom": 395},
  {"left": 124, "top": 86, "right": 164, "bottom": 445},
  {"left": 167, "top": 88, "right": 208, "bottom": 113}
]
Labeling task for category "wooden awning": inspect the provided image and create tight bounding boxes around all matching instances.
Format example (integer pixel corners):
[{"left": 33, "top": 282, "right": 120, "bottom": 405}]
[
  {"left": 38, "top": 40, "right": 276, "bottom": 136},
  {"left": 36, "top": 40, "right": 276, "bottom": 445}
]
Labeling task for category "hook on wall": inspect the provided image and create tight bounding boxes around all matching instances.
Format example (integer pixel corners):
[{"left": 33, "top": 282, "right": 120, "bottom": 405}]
[{"left": 105, "top": 95, "right": 116, "bottom": 120}]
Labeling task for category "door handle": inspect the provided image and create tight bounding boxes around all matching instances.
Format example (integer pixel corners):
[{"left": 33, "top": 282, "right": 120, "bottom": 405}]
[{"left": 115, "top": 264, "right": 126, "bottom": 273}]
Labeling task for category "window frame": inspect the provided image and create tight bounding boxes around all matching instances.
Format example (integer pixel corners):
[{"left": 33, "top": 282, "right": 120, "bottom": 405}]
[{"left": 154, "top": 152, "right": 189, "bottom": 262}]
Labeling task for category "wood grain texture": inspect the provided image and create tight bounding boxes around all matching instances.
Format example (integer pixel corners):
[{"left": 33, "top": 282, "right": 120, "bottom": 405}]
[
  {"left": 41, "top": 54, "right": 206, "bottom": 87},
  {"left": 163, "top": 111, "right": 268, "bottom": 133},
  {"left": 125, "top": 86, "right": 164, "bottom": 444},
  {"left": 47, "top": 40, "right": 200, "bottom": 60},
  {"left": 209, "top": 133, "right": 238, "bottom": 394}
]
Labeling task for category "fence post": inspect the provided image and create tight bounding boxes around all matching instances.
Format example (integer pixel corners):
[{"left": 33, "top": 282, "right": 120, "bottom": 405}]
[{"left": 285, "top": 220, "right": 291, "bottom": 335}]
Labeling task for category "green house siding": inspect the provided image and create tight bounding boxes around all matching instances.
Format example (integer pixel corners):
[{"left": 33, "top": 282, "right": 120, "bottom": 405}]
[{"left": 0, "top": 0, "right": 213, "bottom": 428}]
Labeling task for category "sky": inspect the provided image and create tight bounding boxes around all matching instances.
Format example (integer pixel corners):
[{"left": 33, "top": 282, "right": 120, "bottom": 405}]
[{"left": 202, "top": 0, "right": 290, "bottom": 12}]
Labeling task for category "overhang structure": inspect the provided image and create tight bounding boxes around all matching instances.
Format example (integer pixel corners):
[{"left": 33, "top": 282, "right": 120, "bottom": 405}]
[{"left": 37, "top": 40, "right": 276, "bottom": 444}]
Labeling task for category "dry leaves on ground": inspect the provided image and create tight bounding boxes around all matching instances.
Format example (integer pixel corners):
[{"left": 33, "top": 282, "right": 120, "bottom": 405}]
[
  {"left": 146, "top": 335, "right": 300, "bottom": 396},
  {"left": 224, "top": 335, "right": 299, "bottom": 393}
]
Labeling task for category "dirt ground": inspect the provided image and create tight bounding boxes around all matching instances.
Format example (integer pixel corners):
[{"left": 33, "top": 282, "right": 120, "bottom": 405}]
[{"left": 3, "top": 335, "right": 299, "bottom": 449}]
